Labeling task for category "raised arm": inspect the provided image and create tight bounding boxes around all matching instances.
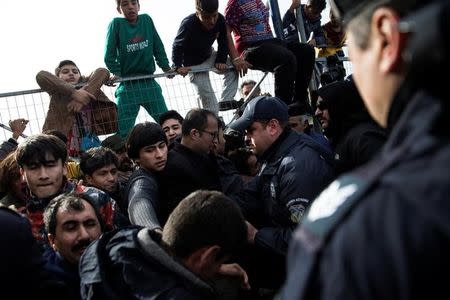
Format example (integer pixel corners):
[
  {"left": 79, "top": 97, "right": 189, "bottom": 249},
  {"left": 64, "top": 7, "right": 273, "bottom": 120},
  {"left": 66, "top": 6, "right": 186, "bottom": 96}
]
[
  {"left": 226, "top": 25, "right": 250, "bottom": 77},
  {"left": 36, "top": 70, "right": 75, "bottom": 98}
]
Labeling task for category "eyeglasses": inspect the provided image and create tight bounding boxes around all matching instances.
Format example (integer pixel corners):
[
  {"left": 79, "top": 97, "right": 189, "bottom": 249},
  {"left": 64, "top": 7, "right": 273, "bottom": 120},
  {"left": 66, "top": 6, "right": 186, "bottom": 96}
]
[{"left": 199, "top": 129, "right": 219, "bottom": 141}]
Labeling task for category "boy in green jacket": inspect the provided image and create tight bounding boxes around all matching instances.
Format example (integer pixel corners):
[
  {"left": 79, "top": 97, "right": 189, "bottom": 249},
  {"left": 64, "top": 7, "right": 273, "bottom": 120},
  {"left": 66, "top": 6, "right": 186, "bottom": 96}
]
[{"left": 105, "top": 0, "right": 172, "bottom": 138}]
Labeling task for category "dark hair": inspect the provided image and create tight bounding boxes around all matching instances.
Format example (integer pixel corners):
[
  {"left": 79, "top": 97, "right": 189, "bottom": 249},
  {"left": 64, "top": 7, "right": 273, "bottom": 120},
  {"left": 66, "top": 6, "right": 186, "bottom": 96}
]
[
  {"left": 158, "top": 110, "right": 184, "bottom": 126},
  {"left": 44, "top": 192, "right": 104, "bottom": 236},
  {"left": 162, "top": 190, "right": 247, "bottom": 259},
  {"left": 228, "top": 148, "right": 254, "bottom": 176},
  {"left": 116, "top": 0, "right": 139, "bottom": 10},
  {"left": 43, "top": 130, "right": 68, "bottom": 145},
  {"left": 101, "top": 134, "right": 126, "bottom": 153},
  {"left": 182, "top": 109, "right": 217, "bottom": 136},
  {"left": 55, "top": 60, "right": 79, "bottom": 77},
  {"left": 0, "top": 152, "right": 20, "bottom": 193},
  {"left": 79, "top": 147, "right": 119, "bottom": 176},
  {"left": 196, "top": 0, "right": 219, "bottom": 13},
  {"left": 16, "top": 134, "right": 68, "bottom": 167},
  {"left": 126, "top": 122, "right": 167, "bottom": 160},
  {"left": 309, "top": 0, "right": 327, "bottom": 12}
]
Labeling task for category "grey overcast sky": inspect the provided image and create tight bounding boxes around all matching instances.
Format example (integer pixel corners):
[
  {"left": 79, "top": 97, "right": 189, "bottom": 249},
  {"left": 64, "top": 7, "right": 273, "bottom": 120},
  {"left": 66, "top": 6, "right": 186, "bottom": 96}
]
[{"left": 0, "top": 0, "right": 305, "bottom": 93}]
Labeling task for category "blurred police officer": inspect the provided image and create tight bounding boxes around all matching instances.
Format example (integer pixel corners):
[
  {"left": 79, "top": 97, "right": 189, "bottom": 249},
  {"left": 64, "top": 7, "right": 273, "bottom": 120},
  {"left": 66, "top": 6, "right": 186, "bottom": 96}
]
[{"left": 281, "top": 0, "right": 450, "bottom": 299}]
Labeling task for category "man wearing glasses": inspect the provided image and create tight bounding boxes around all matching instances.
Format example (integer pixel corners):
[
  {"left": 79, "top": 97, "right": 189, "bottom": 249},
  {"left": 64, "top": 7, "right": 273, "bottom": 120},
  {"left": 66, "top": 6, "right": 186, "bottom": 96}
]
[{"left": 159, "top": 109, "right": 237, "bottom": 222}]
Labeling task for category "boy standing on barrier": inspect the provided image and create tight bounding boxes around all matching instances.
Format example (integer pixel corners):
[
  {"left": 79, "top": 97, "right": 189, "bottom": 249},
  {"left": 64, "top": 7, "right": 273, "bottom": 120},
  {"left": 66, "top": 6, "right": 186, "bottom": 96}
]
[
  {"left": 36, "top": 61, "right": 118, "bottom": 158},
  {"left": 105, "top": 0, "right": 172, "bottom": 138},
  {"left": 172, "top": 0, "right": 238, "bottom": 113}
]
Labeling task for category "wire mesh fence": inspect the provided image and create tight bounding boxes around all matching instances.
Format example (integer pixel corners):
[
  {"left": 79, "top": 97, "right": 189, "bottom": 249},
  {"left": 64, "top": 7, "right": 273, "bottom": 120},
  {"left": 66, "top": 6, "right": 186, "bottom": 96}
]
[{"left": 0, "top": 69, "right": 275, "bottom": 142}]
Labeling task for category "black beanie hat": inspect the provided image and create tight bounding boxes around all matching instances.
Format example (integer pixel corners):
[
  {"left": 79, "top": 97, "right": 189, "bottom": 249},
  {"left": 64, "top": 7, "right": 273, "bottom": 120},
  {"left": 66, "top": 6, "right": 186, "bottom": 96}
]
[{"left": 196, "top": 0, "right": 219, "bottom": 13}]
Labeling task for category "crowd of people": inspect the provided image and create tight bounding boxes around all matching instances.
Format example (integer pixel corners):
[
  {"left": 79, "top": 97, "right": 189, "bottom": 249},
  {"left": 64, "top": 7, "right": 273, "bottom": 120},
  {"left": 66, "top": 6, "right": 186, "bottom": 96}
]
[{"left": 1, "top": 0, "right": 449, "bottom": 299}]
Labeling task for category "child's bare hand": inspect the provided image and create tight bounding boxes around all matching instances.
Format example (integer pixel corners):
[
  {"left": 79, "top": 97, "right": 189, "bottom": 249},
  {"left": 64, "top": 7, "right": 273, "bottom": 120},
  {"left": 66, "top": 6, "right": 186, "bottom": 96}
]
[
  {"left": 9, "top": 118, "right": 28, "bottom": 139},
  {"left": 106, "top": 75, "right": 118, "bottom": 86},
  {"left": 176, "top": 66, "right": 191, "bottom": 77},
  {"left": 232, "top": 58, "right": 252, "bottom": 77},
  {"left": 215, "top": 63, "right": 228, "bottom": 72},
  {"left": 67, "top": 100, "right": 83, "bottom": 113},
  {"left": 68, "top": 89, "right": 96, "bottom": 112}
]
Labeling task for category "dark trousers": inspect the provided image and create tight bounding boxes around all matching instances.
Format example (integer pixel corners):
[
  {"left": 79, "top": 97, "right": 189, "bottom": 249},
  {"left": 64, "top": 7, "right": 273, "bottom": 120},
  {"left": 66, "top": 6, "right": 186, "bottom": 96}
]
[{"left": 243, "top": 39, "right": 315, "bottom": 106}]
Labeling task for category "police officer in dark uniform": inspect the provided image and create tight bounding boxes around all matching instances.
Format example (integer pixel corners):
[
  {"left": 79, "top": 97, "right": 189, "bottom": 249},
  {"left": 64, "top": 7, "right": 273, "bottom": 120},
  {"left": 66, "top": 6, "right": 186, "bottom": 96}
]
[
  {"left": 281, "top": 0, "right": 450, "bottom": 299},
  {"left": 228, "top": 96, "right": 334, "bottom": 289}
]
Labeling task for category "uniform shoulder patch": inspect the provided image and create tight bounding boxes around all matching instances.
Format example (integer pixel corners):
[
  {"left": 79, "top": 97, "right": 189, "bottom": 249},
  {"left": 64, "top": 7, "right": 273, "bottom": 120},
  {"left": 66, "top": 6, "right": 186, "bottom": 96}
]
[{"left": 302, "top": 175, "right": 366, "bottom": 240}]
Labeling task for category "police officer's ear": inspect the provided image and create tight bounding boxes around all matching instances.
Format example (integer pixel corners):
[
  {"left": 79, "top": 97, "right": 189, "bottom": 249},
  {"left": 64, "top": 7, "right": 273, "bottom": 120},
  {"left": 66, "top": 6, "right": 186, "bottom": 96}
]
[{"left": 372, "top": 7, "right": 407, "bottom": 74}]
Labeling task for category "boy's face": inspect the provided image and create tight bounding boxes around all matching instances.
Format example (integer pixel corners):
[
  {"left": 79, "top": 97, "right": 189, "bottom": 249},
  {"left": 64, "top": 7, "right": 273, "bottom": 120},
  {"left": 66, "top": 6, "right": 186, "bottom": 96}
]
[
  {"left": 196, "top": 11, "right": 219, "bottom": 31},
  {"left": 58, "top": 64, "right": 81, "bottom": 85},
  {"left": 118, "top": 0, "right": 140, "bottom": 23},
  {"left": 20, "top": 153, "right": 67, "bottom": 199},
  {"left": 137, "top": 141, "right": 168, "bottom": 172},
  {"left": 162, "top": 118, "right": 182, "bottom": 143},
  {"left": 85, "top": 163, "right": 118, "bottom": 194}
]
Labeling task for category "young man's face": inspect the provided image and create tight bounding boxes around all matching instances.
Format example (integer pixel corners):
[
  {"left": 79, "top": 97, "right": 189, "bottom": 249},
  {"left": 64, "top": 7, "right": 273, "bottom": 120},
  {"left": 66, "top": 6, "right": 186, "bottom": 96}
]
[
  {"left": 162, "top": 119, "right": 182, "bottom": 143},
  {"left": 118, "top": 0, "right": 140, "bottom": 23},
  {"left": 58, "top": 64, "right": 81, "bottom": 85},
  {"left": 85, "top": 164, "right": 118, "bottom": 194},
  {"left": 245, "top": 121, "right": 273, "bottom": 156},
  {"left": 48, "top": 200, "right": 102, "bottom": 265},
  {"left": 21, "top": 154, "right": 67, "bottom": 199},
  {"left": 315, "top": 97, "right": 330, "bottom": 129},
  {"left": 196, "top": 11, "right": 219, "bottom": 31},
  {"left": 137, "top": 141, "right": 168, "bottom": 172}
]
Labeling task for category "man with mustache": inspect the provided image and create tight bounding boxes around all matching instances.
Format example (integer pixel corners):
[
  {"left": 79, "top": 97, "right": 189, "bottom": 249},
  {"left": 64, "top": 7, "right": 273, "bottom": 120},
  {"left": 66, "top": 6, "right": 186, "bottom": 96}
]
[{"left": 43, "top": 193, "right": 103, "bottom": 300}]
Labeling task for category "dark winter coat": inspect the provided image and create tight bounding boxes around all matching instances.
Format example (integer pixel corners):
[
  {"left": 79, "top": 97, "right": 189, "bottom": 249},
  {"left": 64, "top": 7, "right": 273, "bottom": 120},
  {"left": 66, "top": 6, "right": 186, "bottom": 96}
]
[
  {"left": 281, "top": 87, "right": 450, "bottom": 299},
  {"left": 79, "top": 227, "right": 217, "bottom": 300}
]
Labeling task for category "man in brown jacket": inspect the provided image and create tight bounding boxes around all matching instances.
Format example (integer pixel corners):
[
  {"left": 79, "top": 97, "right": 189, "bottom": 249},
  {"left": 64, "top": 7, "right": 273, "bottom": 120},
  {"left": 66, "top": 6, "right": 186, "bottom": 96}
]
[{"left": 36, "top": 60, "right": 118, "bottom": 157}]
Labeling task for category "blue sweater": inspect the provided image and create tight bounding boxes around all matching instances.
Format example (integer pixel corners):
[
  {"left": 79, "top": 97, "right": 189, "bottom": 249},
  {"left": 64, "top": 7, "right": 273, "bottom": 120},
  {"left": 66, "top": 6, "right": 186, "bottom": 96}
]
[{"left": 172, "top": 13, "right": 228, "bottom": 67}]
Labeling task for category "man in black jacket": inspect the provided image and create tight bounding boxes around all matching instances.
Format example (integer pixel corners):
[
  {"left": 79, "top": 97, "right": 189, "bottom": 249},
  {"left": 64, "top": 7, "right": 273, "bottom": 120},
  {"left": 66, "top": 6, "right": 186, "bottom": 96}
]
[
  {"left": 281, "top": 0, "right": 450, "bottom": 299},
  {"left": 79, "top": 190, "right": 249, "bottom": 300},
  {"left": 159, "top": 108, "right": 243, "bottom": 223}
]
